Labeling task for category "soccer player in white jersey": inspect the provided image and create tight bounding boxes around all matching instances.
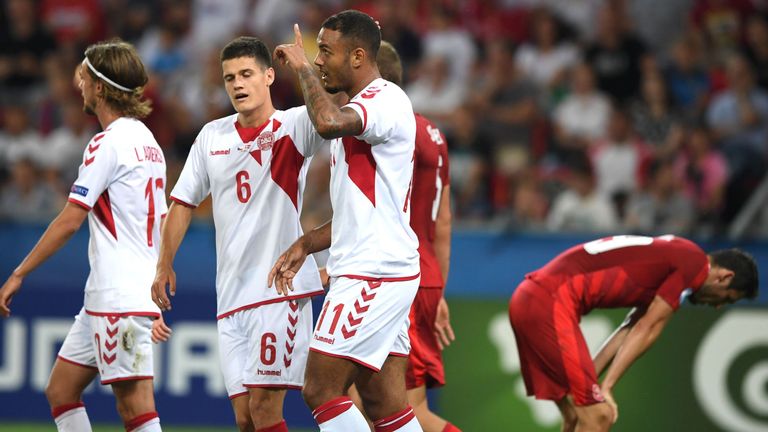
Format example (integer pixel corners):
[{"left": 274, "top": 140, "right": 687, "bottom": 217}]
[
  {"left": 150, "top": 36, "right": 326, "bottom": 432},
  {"left": 0, "top": 39, "right": 167, "bottom": 432},
  {"left": 271, "top": 10, "right": 422, "bottom": 432}
]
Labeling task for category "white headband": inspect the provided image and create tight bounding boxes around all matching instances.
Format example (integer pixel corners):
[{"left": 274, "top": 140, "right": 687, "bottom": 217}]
[{"left": 83, "top": 56, "right": 134, "bottom": 92}]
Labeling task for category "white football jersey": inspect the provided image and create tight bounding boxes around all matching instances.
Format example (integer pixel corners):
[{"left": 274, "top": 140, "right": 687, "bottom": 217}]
[
  {"left": 327, "top": 78, "right": 420, "bottom": 279},
  {"left": 170, "top": 109, "right": 327, "bottom": 319},
  {"left": 67, "top": 117, "right": 167, "bottom": 316}
]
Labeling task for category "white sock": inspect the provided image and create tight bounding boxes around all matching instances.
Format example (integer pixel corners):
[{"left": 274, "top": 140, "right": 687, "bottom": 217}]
[
  {"left": 53, "top": 403, "right": 93, "bottom": 432},
  {"left": 125, "top": 412, "right": 161, "bottom": 431},
  {"left": 373, "top": 407, "right": 423, "bottom": 432},
  {"left": 313, "top": 396, "right": 370, "bottom": 431}
]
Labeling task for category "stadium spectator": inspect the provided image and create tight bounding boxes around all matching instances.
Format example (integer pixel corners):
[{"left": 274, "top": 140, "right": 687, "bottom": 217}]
[
  {"left": 624, "top": 159, "right": 694, "bottom": 235},
  {"left": 0, "top": 39, "right": 167, "bottom": 432},
  {"left": 406, "top": 54, "right": 466, "bottom": 125},
  {"left": 514, "top": 8, "right": 578, "bottom": 93},
  {"left": 673, "top": 125, "right": 729, "bottom": 228},
  {"left": 742, "top": 14, "right": 768, "bottom": 90},
  {"left": 40, "top": 98, "right": 97, "bottom": 182},
  {"left": 509, "top": 235, "right": 758, "bottom": 431},
  {"left": 546, "top": 158, "right": 619, "bottom": 233},
  {"left": 0, "top": 157, "right": 62, "bottom": 223},
  {"left": 445, "top": 105, "right": 494, "bottom": 220},
  {"left": 0, "top": 0, "right": 58, "bottom": 94},
  {"left": 271, "top": 10, "right": 423, "bottom": 431},
  {"left": 0, "top": 103, "right": 43, "bottom": 169},
  {"left": 553, "top": 63, "right": 611, "bottom": 157},
  {"left": 629, "top": 71, "right": 681, "bottom": 150},
  {"left": 584, "top": 4, "right": 648, "bottom": 102},
  {"left": 589, "top": 108, "right": 652, "bottom": 206},
  {"left": 663, "top": 37, "right": 711, "bottom": 121}
]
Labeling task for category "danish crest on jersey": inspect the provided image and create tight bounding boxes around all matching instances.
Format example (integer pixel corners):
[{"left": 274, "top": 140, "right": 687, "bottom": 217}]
[{"left": 257, "top": 131, "right": 274, "bottom": 151}]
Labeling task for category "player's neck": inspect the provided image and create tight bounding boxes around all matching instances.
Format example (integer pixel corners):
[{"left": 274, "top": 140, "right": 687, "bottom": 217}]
[
  {"left": 95, "top": 104, "right": 122, "bottom": 130},
  {"left": 237, "top": 104, "right": 275, "bottom": 128},
  {"left": 346, "top": 69, "right": 381, "bottom": 99}
]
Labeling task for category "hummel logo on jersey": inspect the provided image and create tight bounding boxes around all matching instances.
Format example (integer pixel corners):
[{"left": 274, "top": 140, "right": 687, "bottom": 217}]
[
  {"left": 210, "top": 149, "right": 230, "bottom": 156},
  {"left": 257, "top": 369, "right": 281, "bottom": 376},
  {"left": 313, "top": 334, "right": 335, "bottom": 345},
  {"left": 71, "top": 184, "right": 89, "bottom": 197}
]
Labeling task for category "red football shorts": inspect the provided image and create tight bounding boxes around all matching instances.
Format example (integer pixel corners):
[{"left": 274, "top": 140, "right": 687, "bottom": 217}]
[
  {"left": 508, "top": 278, "right": 605, "bottom": 406},
  {"left": 406, "top": 288, "right": 446, "bottom": 389}
]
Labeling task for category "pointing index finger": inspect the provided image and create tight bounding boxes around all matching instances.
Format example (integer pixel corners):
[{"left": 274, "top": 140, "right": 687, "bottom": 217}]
[{"left": 294, "top": 24, "right": 303, "bottom": 48}]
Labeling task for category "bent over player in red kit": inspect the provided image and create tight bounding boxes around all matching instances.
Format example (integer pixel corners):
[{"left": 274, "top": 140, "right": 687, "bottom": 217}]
[{"left": 509, "top": 235, "right": 758, "bottom": 431}]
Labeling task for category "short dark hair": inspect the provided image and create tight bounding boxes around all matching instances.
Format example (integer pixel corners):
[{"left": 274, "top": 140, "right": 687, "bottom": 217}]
[
  {"left": 376, "top": 41, "right": 402, "bottom": 86},
  {"left": 710, "top": 249, "right": 759, "bottom": 299},
  {"left": 322, "top": 9, "right": 381, "bottom": 60},
  {"left": 220, "top": 36, "right": 272, "bottom": 69}
]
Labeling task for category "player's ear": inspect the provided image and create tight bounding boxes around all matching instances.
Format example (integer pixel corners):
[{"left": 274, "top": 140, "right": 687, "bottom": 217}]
[
  {"left": 265, "top": 67, "right": 275, "bottom": 86},
  {"left": 718, "top": 268, "right": 735, "bottom": 286},
  {"left": 350, "top": 47, "right": 365, "bottom": 69}
]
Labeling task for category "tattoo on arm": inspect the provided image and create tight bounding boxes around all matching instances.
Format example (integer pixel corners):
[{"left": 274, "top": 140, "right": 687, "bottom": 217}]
[{"left": 297, "top": 65, "right": 361, "bottom": 138}]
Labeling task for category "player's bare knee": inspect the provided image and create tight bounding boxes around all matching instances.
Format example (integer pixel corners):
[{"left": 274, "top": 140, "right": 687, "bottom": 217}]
[
  {"left": 234, "top": 413, "right": 255, "bottom": 432},
  {"left": 44, "top": 379, "right": 74, "bottom": 407},
  {"left": 577, "top": 403, "right": 612, "bottom": 431},
  {"left": 302, "top": 379, "right": 336, "bottom": 409}
]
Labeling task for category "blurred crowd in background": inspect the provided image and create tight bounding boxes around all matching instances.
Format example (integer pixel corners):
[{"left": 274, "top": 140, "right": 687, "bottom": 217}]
[{"left": 2, "top": 0, "right": 768, "bottom": 238}]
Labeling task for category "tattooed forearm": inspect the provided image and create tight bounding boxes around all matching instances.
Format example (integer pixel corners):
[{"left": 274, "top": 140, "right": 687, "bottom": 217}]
[{"left": 297, "top": 64, "right": 359, "bottom": 138}]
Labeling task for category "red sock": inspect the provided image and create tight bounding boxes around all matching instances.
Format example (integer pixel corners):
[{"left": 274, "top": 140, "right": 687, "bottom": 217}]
[
  {"left": 256, "top": 420, "right": 288, "bottom": 432},
  {"left": 443, "top": 422, "right": 462, "bottom": 432},
  {"left": 124, "top": 411, "right": 158, "bottom": 431}
]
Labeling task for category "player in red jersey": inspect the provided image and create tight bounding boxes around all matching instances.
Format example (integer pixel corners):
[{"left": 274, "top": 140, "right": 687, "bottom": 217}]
[
  {"left": 509, "top": 235, "right": 758, "bottom": 431},
  {"left": 376, "top": 41, "right": 460, "bottom": 432}
]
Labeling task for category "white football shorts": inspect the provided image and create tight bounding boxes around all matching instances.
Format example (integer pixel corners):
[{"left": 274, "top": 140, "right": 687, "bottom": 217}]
[
  {"left": 58, "top": 307, "right": 155, "bottom": 384},
  {"left": 309, "top": 276, "right": 420, "bottom": 371},
  {"left": 217, "top": 298, "right": 313, "bottom": 398}
]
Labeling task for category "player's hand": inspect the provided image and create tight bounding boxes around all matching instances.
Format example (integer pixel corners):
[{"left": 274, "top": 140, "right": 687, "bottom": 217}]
[
  {"left": 601, "top": 387, "right": 619, "bottom": 424},
  {"left": 268, "top": 236, "right": 310, "bottom": 296},
  {"left": 0, "top": 273, "right": 23, "bottom": 318},
  {"left": 151, "top": 315, "right": 172, "bottom": 343},
  {"left": 434, "top": 296, "right": 455, "bottom": 350},
  {"left": 273, "top": 24, "right": 311, "bottom": 72},
  {"left": 151, "top": 262, "right": 176, "bottom": 311},
  {"left": 319, "top": 267, "right": 330, "bottom": 290}
]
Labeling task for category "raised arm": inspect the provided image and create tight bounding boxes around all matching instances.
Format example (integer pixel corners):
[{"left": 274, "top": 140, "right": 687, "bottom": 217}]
[
  {"left": 0, "top": 202, "right": 88, "bottom": 317},
  {"left": 269, "top": 220, "right": 333, "bottom": 295},
  {"left": 274, "top": 24, "right": 363, "bottom": 139},
  {"left": 151, "top": 202, "right": 193, "bottom": 311},
  {"left": 600, "top": 296, "right": 674, "bottom": 422}
]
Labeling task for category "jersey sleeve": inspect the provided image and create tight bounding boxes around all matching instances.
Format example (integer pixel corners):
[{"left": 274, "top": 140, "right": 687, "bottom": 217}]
[
  {"left": 68, "top": 140, "right": 119, "bottom": 210},
  {"left": 285, "top": 106, "right": 328, "bottom": 157},
  {"left": 656, "top": 254, "right": 709, "bottom": 310},
  {"left": 439, "top": 131, "right": 450, "bottom": 187},
  {"left": 344, "top": 94, "right": 395, "bottom": 146},
  {"left": 170, "top": 131, "right": 210, "bottom": 207}
]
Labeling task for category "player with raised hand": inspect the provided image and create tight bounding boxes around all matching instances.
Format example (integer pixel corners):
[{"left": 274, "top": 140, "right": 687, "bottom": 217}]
[
  {"left": 0, "top": 39, "right": 167, "bottom": 432},
  {"left": 270, "top": 10, "right": 422, "bottom": 432},
  {"left": 151, "top": 36, "right": 326, "bottom": 432},
  {"left": 375, "top": 41, "right": 460, "bottom": 432},
  {"left": 509, "top": 235, "right": 759, "bottom": 431}
]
